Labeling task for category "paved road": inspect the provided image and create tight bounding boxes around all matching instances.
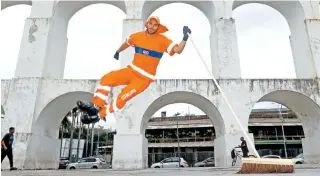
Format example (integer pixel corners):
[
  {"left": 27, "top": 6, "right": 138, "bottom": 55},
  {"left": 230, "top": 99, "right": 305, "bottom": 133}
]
[{"left": 2, "top": 167, "right": 320, "bottom": 176}]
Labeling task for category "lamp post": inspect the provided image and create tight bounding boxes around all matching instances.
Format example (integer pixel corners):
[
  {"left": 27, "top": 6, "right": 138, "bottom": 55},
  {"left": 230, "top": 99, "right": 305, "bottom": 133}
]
[
  {"left": 174, "top": 111, "right": 184, "bottom": 169},
  {"left": 96, "top": 125, "right": 104, "bottom": 155},
  {"left": 277, "top": 104, "right": 288, "bottom": 159}
]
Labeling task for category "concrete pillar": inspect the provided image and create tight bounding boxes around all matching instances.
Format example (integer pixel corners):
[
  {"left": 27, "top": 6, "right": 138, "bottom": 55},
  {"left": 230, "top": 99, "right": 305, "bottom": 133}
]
[
  {"left": 210, "top": 18, "right": 241, "bottom": 79},
  {"left": 119, "top": 18, "right": 144, "bottom": 68},
  {"left": 1, "top": 78, "right": 43, "bottom": 169},
  {"left": 112, "top": 134, "right": 148, "bottom": 169},
  {"left": 111, "top": 86, "right": 152, "bottom": 169},
  {"left": 302, "top": 135, "right": 320, "bottom": 164},
  {"left": 214, "top": 132, "right": 255, "bottom": 167},
  {"left": 304, "top": 19, "right": 320, "bottom": 78},
  {"left": 14, "top": 16, "right": 68, "bottom": 79}
]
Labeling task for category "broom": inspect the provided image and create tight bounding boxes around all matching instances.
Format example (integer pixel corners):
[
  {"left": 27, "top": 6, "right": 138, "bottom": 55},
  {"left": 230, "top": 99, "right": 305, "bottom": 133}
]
[{"left": 187, "top": 33, "right": 295, "bottom": 174}]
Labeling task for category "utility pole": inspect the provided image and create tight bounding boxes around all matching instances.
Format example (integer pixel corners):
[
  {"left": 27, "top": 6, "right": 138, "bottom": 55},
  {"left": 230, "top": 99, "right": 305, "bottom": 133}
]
[
  {"left": 90, "top": 122, "right": 95, "bottom": 156},
  {"left": 76, "top": 111, "right": 82, "bottom": 161},
  {"left": 68, "top": 111, "right": 75, "bottom": 162},
  {"left": 85, "top": 124, "right": 89, "bottom": 157},
  {"left": 278, "top": 104, "right": 288, "bottom": 159},
  {"left": 176, "top": 115, "right": 180, "bottom": 169}
]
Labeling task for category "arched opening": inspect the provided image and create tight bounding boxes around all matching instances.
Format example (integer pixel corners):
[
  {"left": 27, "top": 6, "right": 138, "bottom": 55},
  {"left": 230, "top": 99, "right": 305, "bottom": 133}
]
[
  {"left": 248, "top": 102, "right": 304, "bottom": 159},
  {"left": 146, "top": 104, "right": 215, "bottom": 167},
  {"left": 1, "top": 1, "right": 32, "bottom": 10},
  {"left": 232, "top": 3, "right": 296, "bottom": 79},
  {"left": 141, "top": 2, "right": 213, "bottom": 79},
  {"left": 141, "top": 91, "right": 225, "bottom": 167},
  {"left": 35, "top": 1, "right": 126, "bottom": 79},
  {"left": 63, "top": 4, "right": 126, "bottom": 79},
  {"left": 249, "top": 90, "right": 320, "bottom": 163},
  {"left": 0, "top": 4, "right": 31, "bottom": 79},
  {"left": 24, "top": 91, "right": 95, "bottom": 168}
]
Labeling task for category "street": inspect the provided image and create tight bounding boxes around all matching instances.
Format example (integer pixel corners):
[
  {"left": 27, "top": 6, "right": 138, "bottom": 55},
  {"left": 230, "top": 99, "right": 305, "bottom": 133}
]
[{"left": 2, "top": 166, "right": 320, "bottom": 176}]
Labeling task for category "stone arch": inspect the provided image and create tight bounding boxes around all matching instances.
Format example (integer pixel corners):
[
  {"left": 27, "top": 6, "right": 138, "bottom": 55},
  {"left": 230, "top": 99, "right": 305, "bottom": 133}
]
[
  {"left": 232, "top": 1, "right": 315, "bottom": 78},
  {"left": 254, "top": 90, "right": 320, "bottom": 163},
  {"left": 1, "top": 0, "right": 32, "bottom": 10},
  {"left": 141, "top": 1, "right": 215, "bottom": 29},
  {"left": 22, "top": 91, "right": 93, "bottom": 169},
  {"left": 40, "top": 2, "right": 127, "bottom": 79},
  {"left": 141, "top": 91, "right": 226, "bottom": 137},
  {"left": 256, "top": 90, "right": 320, "bottom": 138},
  {"left": 33, "top": 91, "right": 93, "bottom": 139},
  {"left": 54, "top": 1, "right": 127, "bottom": 23}
]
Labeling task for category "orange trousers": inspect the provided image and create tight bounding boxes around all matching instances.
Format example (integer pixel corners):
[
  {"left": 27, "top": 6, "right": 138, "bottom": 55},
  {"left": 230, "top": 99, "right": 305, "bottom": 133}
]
[{"left": 92, "top": 66, "right": 153, "bottom": 118}]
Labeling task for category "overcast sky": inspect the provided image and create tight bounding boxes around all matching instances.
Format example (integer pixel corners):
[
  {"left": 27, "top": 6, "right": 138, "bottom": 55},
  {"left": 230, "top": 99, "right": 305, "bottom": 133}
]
[{"left": 0, "top": 3, "right": 298, "bottom": 129}]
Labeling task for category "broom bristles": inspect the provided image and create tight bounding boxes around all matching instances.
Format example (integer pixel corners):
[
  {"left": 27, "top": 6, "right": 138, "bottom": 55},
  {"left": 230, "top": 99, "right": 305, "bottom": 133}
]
[{"left": 237, "top": 158, "right": 295, "bottom": 174}]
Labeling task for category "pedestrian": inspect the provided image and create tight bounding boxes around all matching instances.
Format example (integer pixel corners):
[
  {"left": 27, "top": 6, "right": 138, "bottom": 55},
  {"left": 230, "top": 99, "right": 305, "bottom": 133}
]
[
  {"left": 239, "top": 137, "right": 249, "bottom": 158},
  {"left": 1, "top": 127, "right": 17, "bottom": 170}
]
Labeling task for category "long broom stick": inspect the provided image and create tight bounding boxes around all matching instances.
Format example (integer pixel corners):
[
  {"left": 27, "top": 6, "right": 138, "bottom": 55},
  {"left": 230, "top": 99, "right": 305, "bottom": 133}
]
[{"left": 187, "top": 34, "right": 294, "bottom": 173}]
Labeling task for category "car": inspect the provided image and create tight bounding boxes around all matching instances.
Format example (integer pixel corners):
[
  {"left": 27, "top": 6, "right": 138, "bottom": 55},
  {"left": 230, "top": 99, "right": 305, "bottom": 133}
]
[
  {"left": 262, "top": 155, "right": 281, "bottom": 159},
  {"left": 58, "top": 158, "right": 70, "bottom": 169},
  {"left": 67, "top": 157, "right": 107, "bottom": 170},
  {"left": 150, "top": 157, "right": 189, "bottom": 168},
  {"left": 194, "top": 157, "right": 215, "bottom": 167},
  {"left": 293, "top": 153, "right": 304, "bottom": 164}
]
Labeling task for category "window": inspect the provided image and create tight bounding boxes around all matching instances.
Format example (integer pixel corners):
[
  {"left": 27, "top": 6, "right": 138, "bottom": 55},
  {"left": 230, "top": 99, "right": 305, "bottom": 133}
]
[
  {"left": 162, "top": 158, "right": 172, "bottom": 163},
  {"left": 87, "top": 158, "right": 96, "bottom": 162},
  {"left": 171, "top": 157, "right": 180, "bottom": 162}
]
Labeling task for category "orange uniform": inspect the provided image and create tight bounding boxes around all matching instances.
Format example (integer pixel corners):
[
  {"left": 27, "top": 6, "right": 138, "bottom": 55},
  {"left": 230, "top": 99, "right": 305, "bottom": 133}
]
[{"left": 91, "top": 16, "right": 178, "bottom": 118}]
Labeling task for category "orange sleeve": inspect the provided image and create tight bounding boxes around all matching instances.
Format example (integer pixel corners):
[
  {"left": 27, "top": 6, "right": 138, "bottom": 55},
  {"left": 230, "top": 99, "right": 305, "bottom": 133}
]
[
  {"left": 126, "top": 32, "right": 140, "bottom": 46},
  {"left": 163, "top": 36, "right": 178, "bottom": 56}
]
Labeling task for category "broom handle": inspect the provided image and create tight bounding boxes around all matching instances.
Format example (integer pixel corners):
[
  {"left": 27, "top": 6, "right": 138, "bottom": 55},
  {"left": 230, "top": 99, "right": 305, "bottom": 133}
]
[{"left": 188, "top": 34, "right": 261, "bottom": 158}]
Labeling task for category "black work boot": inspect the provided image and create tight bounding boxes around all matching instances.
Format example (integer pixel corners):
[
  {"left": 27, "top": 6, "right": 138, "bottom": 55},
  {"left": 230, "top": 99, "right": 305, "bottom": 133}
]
[
  {"left": 9, "top": 167, "right": 17, "bottom": 171},
  {"left": 80, "top": 113, "right": 101, "bottom": 124},
  {"left": 77, "top": 100, "right": 100, "bottom": 116}
]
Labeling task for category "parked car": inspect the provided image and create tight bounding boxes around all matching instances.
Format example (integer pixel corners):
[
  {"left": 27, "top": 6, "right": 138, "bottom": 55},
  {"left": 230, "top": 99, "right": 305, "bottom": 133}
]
[
  {"left": 293, "top": 153, "right": 304, "bottom": 164},
  {"left": 194, "top": 157, "right": 215, "bottom": 167},
  {"left": 262, "top": 155, "right": 281, "bottom": 159},
  {"left": 58, "top": 158, "right": 70, "bottom": 169},
  {"left": 67, "top": 157, "right": 107, "bottom": 170},
  {"left": 150, "top": 157, "right": 189, "bottom": 168}
]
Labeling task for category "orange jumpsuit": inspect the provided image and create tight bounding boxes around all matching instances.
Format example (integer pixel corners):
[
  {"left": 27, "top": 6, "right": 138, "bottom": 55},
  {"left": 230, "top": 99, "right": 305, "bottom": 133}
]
[{"left": 91, "top": 17, "right": 178, "bottom": 118}]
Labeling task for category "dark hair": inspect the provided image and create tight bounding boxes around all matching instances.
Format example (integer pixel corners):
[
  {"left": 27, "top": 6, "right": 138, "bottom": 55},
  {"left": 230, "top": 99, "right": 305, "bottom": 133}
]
[{"left": 9, "top": 127, "right": 15, "bottom": 130}]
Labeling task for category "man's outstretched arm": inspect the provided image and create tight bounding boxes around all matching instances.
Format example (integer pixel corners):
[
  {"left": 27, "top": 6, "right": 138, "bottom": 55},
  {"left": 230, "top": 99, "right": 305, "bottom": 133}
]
[
  {"left": 173, "top": 26, "right": 191, "bottom": 54},
  {"left": 173, "top": 40, "right": 187, "bottom": 54},
  {"left": 114, "top": 42, "right": 130, "bottom": 60},
  {"left": 114, "top": 33, "right": 137, "bottom": 60},
  {"left": 117, "top": 42, "right": 130, "bottom": 53}
]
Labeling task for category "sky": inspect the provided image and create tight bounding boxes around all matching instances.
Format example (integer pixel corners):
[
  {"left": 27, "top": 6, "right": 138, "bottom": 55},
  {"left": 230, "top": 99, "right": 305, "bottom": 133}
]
[{"left": 0, "top": 2, "right": 301, "bottom": 129}]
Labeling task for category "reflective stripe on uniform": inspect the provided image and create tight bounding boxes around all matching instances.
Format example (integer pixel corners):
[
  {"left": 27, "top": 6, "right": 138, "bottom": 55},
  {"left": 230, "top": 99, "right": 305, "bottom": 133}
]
[
  {"left": 129, "top": 63, "right": 156, "bottom": 80},
  {"left": 94, "top": 92, "right": 108, "bottom": 100},
  {"left": 97, "top": 85, "right": 111, "bottom": 91}
]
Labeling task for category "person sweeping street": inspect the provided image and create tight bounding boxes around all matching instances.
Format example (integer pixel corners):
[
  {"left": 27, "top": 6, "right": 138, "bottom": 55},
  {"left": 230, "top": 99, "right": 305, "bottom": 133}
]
[{"left": 77, "top": 16, "right": 192, "bottom": 124}]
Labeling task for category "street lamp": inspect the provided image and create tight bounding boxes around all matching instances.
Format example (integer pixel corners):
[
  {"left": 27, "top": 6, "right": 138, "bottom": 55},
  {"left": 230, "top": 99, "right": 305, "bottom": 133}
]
[
  {"left": 276, "top": 104, "right": 288, "bottom": 159},
  {"left": 96, "top": 125, "right": 104, "bottom": 155}
]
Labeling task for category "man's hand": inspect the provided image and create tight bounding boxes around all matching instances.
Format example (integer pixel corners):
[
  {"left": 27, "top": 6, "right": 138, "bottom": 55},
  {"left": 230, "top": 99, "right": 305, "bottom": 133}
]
[
  {"left": 3, "top": 145, "right": 7, "bottom": 150},
  {"left": 183, "top": 26, "right": 192, "bottom": 41},
  {"left": 114, "top": 51, "right": 119, "bottom": 60}
]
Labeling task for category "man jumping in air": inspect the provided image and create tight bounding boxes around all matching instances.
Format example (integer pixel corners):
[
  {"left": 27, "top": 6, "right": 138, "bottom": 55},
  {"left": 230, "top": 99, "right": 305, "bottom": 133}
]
[{"left": 77, "top": 16, "right": 192, "bottom": 124}]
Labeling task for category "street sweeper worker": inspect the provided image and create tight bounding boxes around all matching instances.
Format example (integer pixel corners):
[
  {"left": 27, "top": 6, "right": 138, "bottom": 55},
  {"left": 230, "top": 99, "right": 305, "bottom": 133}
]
[{"left": 77, "top": 16, "right": 192, "bottom": 124}]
